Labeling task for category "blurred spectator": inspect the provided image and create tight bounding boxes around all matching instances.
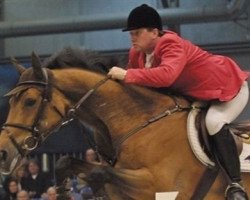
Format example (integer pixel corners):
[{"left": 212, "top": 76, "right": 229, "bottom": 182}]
[
  {"left": 70, "top": 191, "right": 82, "bottom": 200},
  {"left": 0, "top": 176, "right": 7, "bottom": 199},
  {"left": 3, "top": 176, "right": 19, "bottom": 200},
  {"left": 85, "top": 148, "right": 109, "bottom": 166},
  {"left": 65, "top": 177, "right": 82, "bottom": 200},
  {"left": 21, "top": 159, "right": 52, "bottom": 199},
  {"left": 74, "top": 174, "right": 91, "bottom": 200},
  {"left": 47, "top": 187, "right": 57, "bottom": 200},
  {"left": 14, "top": 165, "right": 28, "bottom": 191},
  {"left": 85, "top": 149, "right": 98, "bottom": 164},
  {"left": 85, "top": 148, "right": 107, "bottom": 166},
  {"left": 17, "top": 190, "right": 30, "bottom": 200},
  {"left": 79, "top": 186, "right": 93, "bottom": 200},
  {"left": 42, "top": 186, "right": 57, "bottom": 200}
]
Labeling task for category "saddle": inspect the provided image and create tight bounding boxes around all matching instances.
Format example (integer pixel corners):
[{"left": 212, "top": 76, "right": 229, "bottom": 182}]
[{"left": 194, "top": 105, "right": 243, "bottom": 159}]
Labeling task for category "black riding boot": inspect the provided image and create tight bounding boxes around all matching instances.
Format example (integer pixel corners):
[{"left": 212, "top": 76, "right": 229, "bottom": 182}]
[{"left": 211, "top": 127, "right": 249, "bottom": 200}]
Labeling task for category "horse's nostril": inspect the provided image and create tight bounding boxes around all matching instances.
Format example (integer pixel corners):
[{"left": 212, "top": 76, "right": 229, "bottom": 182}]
[{"left": 0, "top": 150, "right": 7, "bottom": 161}]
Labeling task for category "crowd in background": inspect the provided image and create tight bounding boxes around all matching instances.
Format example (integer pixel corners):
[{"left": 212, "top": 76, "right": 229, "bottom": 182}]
[{"left": 0, "top": 148, "right": 104, "bottom": 200}]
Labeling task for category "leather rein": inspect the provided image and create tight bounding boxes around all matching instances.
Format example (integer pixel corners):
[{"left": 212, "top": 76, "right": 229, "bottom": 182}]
[{"left": 1, "top": 69, "right": 190, "bottom": 165}]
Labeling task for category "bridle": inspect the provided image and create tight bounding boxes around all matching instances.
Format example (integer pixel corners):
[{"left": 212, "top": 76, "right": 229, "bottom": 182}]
[
  {"left": 1, "top": 68, "right": 75, "bottom": 157},
  {"left": 1, "top": 68, "right": 110, "bottom": 158}
]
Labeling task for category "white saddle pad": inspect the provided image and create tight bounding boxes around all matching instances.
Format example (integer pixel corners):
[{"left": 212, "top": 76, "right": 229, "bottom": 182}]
[{"left": 187, "top": 107, "right": 250, "bottom": 172}]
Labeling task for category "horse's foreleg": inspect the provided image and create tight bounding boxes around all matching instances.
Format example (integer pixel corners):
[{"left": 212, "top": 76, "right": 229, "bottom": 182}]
[
  {"left": 55, "top": 156, "right": 74, "bottom": 185},
  {"left": 55, "top": 156, "right": 155, "bottom": 200},
  {"left": 89, "top": 167, "right": 155, "bottom": 200},
  {"left": 55, "top": 156, "right": 109, "bottom": 198},
  {"left": 55, "top": 155, "right": 96, "bottom": 182}
]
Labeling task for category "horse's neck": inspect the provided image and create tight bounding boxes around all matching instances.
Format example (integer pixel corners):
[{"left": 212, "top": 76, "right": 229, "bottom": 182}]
[
  {"left": 52, "top": 69, "right": 102, "bottom": 98},
  {"left": 52, "top": 68, "right": 179, "bottom": 138}
]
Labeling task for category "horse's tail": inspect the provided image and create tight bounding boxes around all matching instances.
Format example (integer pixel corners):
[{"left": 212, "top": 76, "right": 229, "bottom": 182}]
[{"left": 228, "top": 120, "right": 250, "bottom": 139}]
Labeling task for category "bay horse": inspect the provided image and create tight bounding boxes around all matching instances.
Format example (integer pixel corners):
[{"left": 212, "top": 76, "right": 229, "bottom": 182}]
[{"left": 0, "top": 48, "right": 250, "bottom": 200}]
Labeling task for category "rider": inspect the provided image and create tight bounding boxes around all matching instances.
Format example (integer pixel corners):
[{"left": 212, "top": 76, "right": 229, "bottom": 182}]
[{"left": 108, "top": 4, "right": 249, "bottom": 200}]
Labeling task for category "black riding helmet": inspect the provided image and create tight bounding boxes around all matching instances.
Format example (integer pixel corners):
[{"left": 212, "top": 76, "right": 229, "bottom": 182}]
[{"left": 122, "top": 4, "right": 162, "bottom": 32}]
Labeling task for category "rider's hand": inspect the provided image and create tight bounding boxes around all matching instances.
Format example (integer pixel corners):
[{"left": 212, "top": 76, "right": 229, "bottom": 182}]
[{"left": 108, "top": 66, "right": 127, "bottom": 80}]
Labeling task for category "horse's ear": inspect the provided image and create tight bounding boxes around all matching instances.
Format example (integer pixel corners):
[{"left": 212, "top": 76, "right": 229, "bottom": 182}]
[
  {"left": 31, "top": 51, "right": 44, "bottom": 80},
  {"left": 10, "top": 57, "right": 26, "bottom": 74}
]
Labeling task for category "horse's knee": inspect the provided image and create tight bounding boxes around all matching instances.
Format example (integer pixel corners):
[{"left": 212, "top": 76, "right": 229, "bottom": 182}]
[
  {"left": 87, "top": 166, "right": 112, "bottom": 192},
  {"left": 55, "top": 155, "right": 72, "bottom": 170},
  {"left": 55, "top": 156, "right": 73, "bottom": 185}
]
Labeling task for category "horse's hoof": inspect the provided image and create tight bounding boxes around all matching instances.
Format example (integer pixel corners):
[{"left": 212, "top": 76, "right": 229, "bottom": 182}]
[{"left": 226, "top": 185, "right": 249, "bottom": 200}]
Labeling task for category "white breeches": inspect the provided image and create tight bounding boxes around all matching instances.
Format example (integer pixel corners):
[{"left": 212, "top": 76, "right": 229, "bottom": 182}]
[{"left": 205, "top": 81, "right": 249, "bottom": 135}]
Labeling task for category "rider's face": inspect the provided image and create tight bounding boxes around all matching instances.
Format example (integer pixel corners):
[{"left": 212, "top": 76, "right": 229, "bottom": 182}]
[{"left": 129, "top": 28, "right": 159, "bottom": 54}]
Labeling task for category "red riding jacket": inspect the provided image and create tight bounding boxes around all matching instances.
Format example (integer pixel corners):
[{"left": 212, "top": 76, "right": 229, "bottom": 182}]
[{"left": 125, "top": 31, "right": 248, "bottom": 101}]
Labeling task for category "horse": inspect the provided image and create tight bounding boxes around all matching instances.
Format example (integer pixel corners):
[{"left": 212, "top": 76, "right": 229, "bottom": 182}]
[{"left": 0, "top": 48, "right": 250, "bottom": 200}]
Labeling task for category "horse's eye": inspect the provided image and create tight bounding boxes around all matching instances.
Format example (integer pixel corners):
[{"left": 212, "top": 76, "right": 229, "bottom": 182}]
[{"left": 24, "top": 98, "right": 36, "bottom": 107}]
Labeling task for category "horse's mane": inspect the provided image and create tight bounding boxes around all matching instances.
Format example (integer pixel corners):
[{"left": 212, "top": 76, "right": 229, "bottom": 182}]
[
  {"left": 42, "top": 47, "right": 127, "bottom": 74},
  {"left": 41, "top": 47, "right": 166, "bottom": 102},
  {"left": 40, "top": 47, "right": 183, "bottom": 107}
]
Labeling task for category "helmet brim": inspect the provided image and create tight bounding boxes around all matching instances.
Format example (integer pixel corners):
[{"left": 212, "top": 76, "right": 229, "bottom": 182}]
[{"left": 122, "top": 27, "right": 138, "bottom": 32}]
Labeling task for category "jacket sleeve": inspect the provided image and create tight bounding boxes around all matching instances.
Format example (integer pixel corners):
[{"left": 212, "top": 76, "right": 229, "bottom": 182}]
[{"left": 125, "top": 35, "right": 187, "bottom": 87}]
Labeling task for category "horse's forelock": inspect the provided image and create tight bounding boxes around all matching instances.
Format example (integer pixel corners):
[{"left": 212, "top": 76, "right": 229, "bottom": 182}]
[
  {"left": 4, "top": 85, "right": 43, "bottom": 99},
  {"left": 4, "top": 85, "right": 29, "bottom": 98}
]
